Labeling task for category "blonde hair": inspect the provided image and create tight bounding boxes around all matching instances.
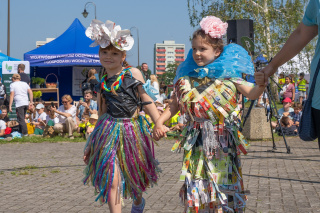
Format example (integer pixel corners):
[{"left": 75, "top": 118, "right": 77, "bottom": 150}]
[
  {"left": 61, "top": 94, "right": 73, "bottom": 103},
  {"left": 88, "top": 69, "right": 97, "bottom": 81},
  {"left": 150, "top": 74, "right": 158, "bottom": 84},
  {"left": 192, "top": 29, "right": 224, "bottom": 54}
]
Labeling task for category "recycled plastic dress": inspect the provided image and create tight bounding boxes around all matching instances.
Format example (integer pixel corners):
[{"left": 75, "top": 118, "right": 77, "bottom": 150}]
[
  {"left": 172, "top": 44, "right": 255, "bottom": 213},
  {"left": 83, "top": 68, "right": 160, "bottom": 204}
]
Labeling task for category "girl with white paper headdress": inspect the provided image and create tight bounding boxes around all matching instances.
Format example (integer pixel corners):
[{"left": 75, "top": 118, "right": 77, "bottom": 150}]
[
  {"left": 82, "top": 19, "right": 162, "bottom": 213},
  {"left": 153, "top": 16, "right": 266, "bottom": 212}
]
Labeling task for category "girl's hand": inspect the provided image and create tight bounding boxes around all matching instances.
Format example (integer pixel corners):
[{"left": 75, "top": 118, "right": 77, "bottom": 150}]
[
  {"left": 83, "top": 147, "right": 91, "bottom": 165},
  {"left": 153, "top": 123, "right": 168, "bottom": 141},
  {"left": 254, "top": 72, "right": 266, "bottom": 86}
]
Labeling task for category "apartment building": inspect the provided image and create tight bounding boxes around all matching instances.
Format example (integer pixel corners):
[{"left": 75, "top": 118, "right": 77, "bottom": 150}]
[
  {"left": 154, "top": 40, "right": 185, "bottom": 75},
  {"left": 36, "top": 38, "right": 55, "bottom": 48}
]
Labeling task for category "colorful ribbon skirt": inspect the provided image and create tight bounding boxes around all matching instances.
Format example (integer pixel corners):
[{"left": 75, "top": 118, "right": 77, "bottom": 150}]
[{"left": 83, "top": 113, "right": 160, "bottom": 204}]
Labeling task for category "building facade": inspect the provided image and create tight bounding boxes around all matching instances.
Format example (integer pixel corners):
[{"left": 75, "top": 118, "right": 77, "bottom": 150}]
[
  {"left": 36, "top": 38, "right": 55, "bottom": 48},
  {"left": 154, "top": 40, "right": 185, "bottom": 75}
]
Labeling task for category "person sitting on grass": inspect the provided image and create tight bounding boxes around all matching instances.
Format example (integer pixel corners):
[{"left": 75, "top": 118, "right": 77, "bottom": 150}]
[
  {"left": 271, "top": 97, "right": 294, "bottom": 128},
  {"left": 0, "top": 113, "right": 11, "bottom": 140},
  {"left": 276, "top": 116, "right": 298, "bottom": 136},
  {"left": 52, "top": 95, "right": 77, "bottom": 139},
  {"left": 290, "top": 102, "right": 303, "bottom": 127},
  {"left": 78, "top": 115, "right": 90, "bottom": 138},
  {"left": 31, "top": 103, "right": 47, "bottom": 135},
  {"left": 42, "top": 105, "right": 59, "bottom": 138},
  {"left": 85, "top": 114, "right": 98, "bottom": 139},
  {"left": 0, "top": 105, "right": 10, "bottom": 126}
]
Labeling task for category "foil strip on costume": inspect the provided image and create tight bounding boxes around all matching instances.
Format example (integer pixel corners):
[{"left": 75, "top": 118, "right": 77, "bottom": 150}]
[{"left": 83, "top": 113, "right": 161, "bottom": 204}]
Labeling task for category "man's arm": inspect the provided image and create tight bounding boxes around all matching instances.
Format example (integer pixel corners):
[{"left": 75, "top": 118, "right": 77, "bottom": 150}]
[
  {"left": 27, "top": 89, "right": 33, "bottom": 104},
  {"left": 9, "top": 91, "right": 14, "bottom": 112}
]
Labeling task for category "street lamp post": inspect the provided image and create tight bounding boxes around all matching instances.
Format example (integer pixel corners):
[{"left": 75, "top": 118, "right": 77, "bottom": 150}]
[
  {"left": 7, "top": 0, "right": 10, "bottom": 56},
  {"left": 82, "top": 2, "right": 96, "bottom": 19},
  {"left": 130, "top": 27, "right": 139, "bottom": 67}
]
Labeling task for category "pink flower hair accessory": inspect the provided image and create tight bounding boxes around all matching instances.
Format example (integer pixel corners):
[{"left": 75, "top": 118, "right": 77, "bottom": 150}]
[{"left": 200, "top": 16, "right": 228, "bottom": 39}]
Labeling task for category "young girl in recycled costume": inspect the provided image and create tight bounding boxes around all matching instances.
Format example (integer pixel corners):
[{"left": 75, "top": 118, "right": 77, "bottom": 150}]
[
  {"left": 154, "top": 16, "right": 266, "bottom": 213},
  {"left": 83, "top": 19, "right": 161, "bottom": 213}
]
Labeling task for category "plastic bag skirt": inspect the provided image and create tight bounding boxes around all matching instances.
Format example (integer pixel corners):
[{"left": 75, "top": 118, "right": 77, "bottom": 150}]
[{"left": 83, "top": 113, "right": 160, "bottom": 204}]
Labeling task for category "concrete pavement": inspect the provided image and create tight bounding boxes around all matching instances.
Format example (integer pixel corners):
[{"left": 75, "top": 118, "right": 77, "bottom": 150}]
[{"left": 0, "top": 137, "right": 319, "bottom": 213}]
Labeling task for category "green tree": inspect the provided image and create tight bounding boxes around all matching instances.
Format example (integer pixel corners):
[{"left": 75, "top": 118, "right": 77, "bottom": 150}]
[
  {"left": 187, "top": 0, "right": 312, "bottom": 72},
  {"left": 158, "top": 62, "right": 179, "bottom": 85}
]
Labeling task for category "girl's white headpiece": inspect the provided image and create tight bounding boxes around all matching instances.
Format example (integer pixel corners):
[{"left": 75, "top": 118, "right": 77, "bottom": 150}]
[{"left": 85, "top": 19, "right": 134, "bottom": 51}]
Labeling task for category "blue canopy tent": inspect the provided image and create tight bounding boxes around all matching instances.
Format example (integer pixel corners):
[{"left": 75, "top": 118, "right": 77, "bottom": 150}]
[
  {"left": 24, "top": 18, "right": 101, "bottom": 101},
  {"left": 0, "top": 52, "right": 20, "bottom": 78}
]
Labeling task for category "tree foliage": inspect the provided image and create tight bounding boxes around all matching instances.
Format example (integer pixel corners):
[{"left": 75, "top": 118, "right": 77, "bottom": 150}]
[
  {"left": 187, "top": 0, "right": 313, "bottom": 73},
  {"left": 157, "top": 62, "right": 179, "bottom": 85}
]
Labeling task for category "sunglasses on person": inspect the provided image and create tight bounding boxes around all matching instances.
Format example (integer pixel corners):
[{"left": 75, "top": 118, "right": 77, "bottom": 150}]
[{"left": 62, "top": 101, "right": 69, "bottom": 104}]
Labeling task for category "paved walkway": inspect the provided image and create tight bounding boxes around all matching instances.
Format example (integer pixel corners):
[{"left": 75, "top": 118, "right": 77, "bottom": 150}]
[{"left": 0, "top": 137, "right": 319, "bottom": 213}]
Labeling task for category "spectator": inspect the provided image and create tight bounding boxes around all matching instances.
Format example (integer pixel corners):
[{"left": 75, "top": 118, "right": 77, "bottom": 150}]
[
  {"left": 290, "top": 102, "right": 303, "bottom": 127},
  {"left": 76, "top": 90, "right": 97, "bottom": 124},
  {"left": 0, "top": 105, "right": 10, "bottom": 125},
  {"left": 52, "top": 94, "right": 77, "bottom": 139},
  {"left": 45, "top": 105, "right": 59, "bottom": 124},
  {"left": 31, "top": 103, "right": 47, "bottom": 135},
  {"left": 280, "top": 76, "right": 295, "bottom": 102},
  {"left": 297, "top": 72, "right": 309, "bottom": 104},
  {"left": 150, "top": 74, "right": 160, "bottom": 101},
  {"left": 278, "top": 97, "right": 294, "bottom": 118},
  {"left": 0, "top": 76, "right": 7, "bottom": 106},
  {"left": 158, "top": 88, "right": 167, "bottom": 103},
  {"left": 160, "top": 81, "right": 168, "bottom": 96},
  {"left": 81, "top": 68, "right": 99, "bottom": 99},
  {"left": 276, "top": 116, "right": 298, "bottom": 136},
  {"left": 140, "top": 63, "right": 150, "bottom": 81},
  {"left": 0, "top": 113, "right": 11, "bottom": 140},
  {"left": 78, "top": 115, "right": 89, "bottom": 138},
  {"left": 17, "top": 64, "right": 30, "bottom": 85},
  {"left": 85, "top": 114, "right": 98, "bottom": 139},
  {"left": 271, "top": 97, "right": 294, "bottom": 129},
  {"left": 9, "top": 74, "right": 33, "bottom": 136},
  {"left": 42, "top": 105, "right": 59, "bottom": 138}
]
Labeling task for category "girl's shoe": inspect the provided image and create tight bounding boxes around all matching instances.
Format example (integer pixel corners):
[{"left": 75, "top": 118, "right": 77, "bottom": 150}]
[{"left": 131, "top": 197, "right": 145, "bottom": 213}]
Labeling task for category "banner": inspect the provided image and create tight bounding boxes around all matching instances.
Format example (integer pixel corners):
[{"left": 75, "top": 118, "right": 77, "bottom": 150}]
[
  {"left": 24, "top": 53, "right": 100, "bottom": 67},
  {"left": 2, "top": 61, "right": 30, "bottom": 74}
]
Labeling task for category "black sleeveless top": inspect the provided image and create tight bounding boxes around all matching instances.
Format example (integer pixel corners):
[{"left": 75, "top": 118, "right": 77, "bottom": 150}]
[{"left": 96, "top": 72, "right": 151, "bottom": 118}]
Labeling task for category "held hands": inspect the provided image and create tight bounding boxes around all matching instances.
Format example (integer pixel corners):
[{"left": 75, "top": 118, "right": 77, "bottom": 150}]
[
  {"left": 153, "top": 123, "right": 169, "bottom": 141},
  {"left": 260, "top": 64, "right": 277, "bottom": 86},
  {"left": 254, "top": 71, "right": 266, "bottom": 87}
]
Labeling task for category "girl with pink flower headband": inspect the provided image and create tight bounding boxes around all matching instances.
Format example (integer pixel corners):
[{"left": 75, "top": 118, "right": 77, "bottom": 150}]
[{"left": 153, "top": 16, "right": 266, "bottom": 212}]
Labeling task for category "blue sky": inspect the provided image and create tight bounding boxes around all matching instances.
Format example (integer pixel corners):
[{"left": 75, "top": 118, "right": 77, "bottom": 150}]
[{"left": 0, "top": 0, "right": 196, "bottom": 72}]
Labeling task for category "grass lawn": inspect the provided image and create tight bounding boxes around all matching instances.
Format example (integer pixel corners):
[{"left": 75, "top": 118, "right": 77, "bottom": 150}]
[{"left": 0, "top": 133, "right": 86, "bottom": 144}]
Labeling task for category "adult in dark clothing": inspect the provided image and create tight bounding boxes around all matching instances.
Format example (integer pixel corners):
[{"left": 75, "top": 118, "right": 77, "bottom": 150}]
[
  {"left": 18, "top": 64, "right": 30, "bottom": 85},
  {"left": 81, "top": 69, "right": 99, "bottom": 98},
  {"left": 0, "top": 76, "right": 7, "bottom": 106}
]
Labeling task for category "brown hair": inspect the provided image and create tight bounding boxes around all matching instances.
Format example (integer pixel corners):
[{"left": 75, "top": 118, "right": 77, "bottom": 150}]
[
  {"left": 292, "top": 102, "right": 303, "bottom": 110},
  {"left": 0, "top": 105, "right": 7, "bottom": 111},
  {"left": 280, "top": 116, "right": 290, "bottom": 127},
  {"left": 18, "top": 64, "right": 25, "bottom": 71},
  {"left": 88, "top": 69, "right": 97, "bottom": 81},
  {"left": 192, "top": 29, "right": 224, "bottom": 54},
  {"left": 84, "top": 90, "right": 93, "bottom": 95}
]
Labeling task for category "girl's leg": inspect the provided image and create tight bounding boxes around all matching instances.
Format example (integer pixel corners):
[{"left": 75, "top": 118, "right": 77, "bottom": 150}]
[
  {"left": 133, "top": 194, "right": 142, "bottom": 205},
  {"left": 108, "top": 164, "right": 122, "bottom": 213}
]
